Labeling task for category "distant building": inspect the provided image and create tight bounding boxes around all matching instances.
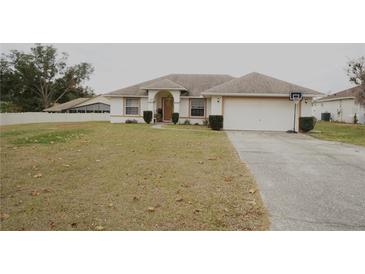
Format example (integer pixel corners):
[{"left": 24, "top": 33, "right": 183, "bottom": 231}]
[
  {"left": 43, "top": 96, "right": 110, "bottom": 113},
  {"left": 312, "top": 86, "right": 365, "bottom": 124}
]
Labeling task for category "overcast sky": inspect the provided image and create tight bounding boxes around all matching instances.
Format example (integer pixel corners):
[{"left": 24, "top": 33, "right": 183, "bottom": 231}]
[{"left": 1, "top": 43, "right": 364, "bottom": 95}]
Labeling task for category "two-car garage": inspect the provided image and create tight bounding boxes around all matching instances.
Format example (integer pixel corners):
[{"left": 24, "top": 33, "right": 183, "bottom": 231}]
[{"left": 223, "top": 97, "right": 296, "bottom": 131}]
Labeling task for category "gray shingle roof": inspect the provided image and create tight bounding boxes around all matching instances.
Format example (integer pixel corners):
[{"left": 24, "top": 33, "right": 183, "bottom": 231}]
[
  {"left": 317, "top": 85, "right": 364, "bottom": 101},
  {"left": 140, "top": 79, "right": 187, "bottom": 91},
  {"left": 105, "top": 74, "right": 234, "bottom": 97},
  {"left": 203, "top": 72, "right": 322, "bottom": 96},
  {"left": 43, "top": 97, "right": 91, "bottom": 112}
]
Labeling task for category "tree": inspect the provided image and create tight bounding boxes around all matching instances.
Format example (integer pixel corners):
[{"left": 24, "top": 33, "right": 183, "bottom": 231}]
[
  {"left": 347, "top": 56, "right": 365, "bottom": 105},
  {"left": 0, "top": 44, "right": 94, "bottom": 111}
]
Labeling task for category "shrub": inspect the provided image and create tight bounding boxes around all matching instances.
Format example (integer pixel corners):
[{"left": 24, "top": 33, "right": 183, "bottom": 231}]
[
  {"left": 209, "top": 115, "right": 223, "bottom": 130},
  {"left": 125, "top": 119, "right": 138, "bottom": 124},
  {"left": 299, "top": 116, "right": 316, "bottom": 132},
  {"left": 194, "top": 123, "right": 199, "bottom": 125},
  {"left": 321, "top": 112, "right": 331, "bottom": 121},
  {"left": 202, "top": 119, "right": 209, "bottom": 127},
  {"left": 172, "top": 112, "right": 179, "bottom": 124},
  {"left": 143, "top": 111, "right": 153, "bottom": 124},
  {"left": 354, "top": 113, "right": 358, "bottom": 124},
  {"left": 183, "top": 120, "right": 191, "bottom": 125}
]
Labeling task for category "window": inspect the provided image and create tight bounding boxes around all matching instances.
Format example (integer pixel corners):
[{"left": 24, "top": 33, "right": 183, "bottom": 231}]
[
  {"left": 190, "top": 98, "right": 205, "bottom": 117},
  {"left": 125, "top": 98, "right": 139, "bottom": 115}
]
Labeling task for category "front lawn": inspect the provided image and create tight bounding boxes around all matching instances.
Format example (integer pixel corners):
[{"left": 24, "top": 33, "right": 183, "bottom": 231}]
[
  {"left": 309, "top": 121, "right": 365, "bottom": 147},
  {"left": 0, "top": 122, "right": 268, "bottom": 230}
]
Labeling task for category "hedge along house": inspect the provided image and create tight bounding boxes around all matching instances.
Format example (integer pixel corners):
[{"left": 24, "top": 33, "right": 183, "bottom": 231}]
[
  {"left": 312, "top": 86, "right": 365, "bottom": 124},
  {"left": 105, "top": 72, "right": 322, "bottom": 131}
]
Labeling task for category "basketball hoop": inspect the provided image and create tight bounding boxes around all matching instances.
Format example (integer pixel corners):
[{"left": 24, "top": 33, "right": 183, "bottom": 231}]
[{"left": 289, "top": 92, "right": 303, "bottom": 133}]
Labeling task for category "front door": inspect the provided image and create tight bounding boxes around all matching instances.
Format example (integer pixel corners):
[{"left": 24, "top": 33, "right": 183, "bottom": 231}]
[{"left": 162, "top": 97, "right": 173, "bottom": 121}]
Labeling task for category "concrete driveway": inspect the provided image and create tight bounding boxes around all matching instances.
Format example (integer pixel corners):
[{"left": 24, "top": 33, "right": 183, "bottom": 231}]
[{"left": 226, "top": 131, "right": 365, "bottom": 230}]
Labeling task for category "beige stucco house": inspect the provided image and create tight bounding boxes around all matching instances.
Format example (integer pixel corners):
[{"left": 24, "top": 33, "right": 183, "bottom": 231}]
[
  {"left": 312, "top": 86, "right": 365, "bottom": 124},
  {"left": 105, "top": 72, "right": 322, "bottom": 131}
]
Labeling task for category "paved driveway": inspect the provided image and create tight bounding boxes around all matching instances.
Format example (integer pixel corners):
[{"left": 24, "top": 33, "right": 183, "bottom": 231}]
[{"left": 226, "top": 131, "right": 365, "bottom": 230}]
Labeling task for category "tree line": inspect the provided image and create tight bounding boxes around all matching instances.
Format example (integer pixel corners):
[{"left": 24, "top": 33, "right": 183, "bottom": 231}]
[{"left": 0, "top": 44, "right": 94, "bottom": 112}]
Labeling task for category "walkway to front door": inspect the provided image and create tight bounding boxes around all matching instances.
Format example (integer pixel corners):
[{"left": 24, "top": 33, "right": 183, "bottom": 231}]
[{"left": 162, "top": 97, "right": 173, "bottom": 121}]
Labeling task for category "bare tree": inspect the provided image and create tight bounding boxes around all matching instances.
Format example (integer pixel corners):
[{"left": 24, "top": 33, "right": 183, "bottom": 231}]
[{"left": 347, "top": 56, "right": 365, "bottom": 105}]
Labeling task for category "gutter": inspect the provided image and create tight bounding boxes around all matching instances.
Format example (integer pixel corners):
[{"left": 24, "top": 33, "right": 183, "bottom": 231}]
[{"left": 202, "top": 92, "right": 319, "bottom": 98}]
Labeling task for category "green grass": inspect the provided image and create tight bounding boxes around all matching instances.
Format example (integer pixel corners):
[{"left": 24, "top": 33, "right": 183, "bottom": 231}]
[
  {"left": 0, "top": 122, "right": 268, "bottom": 231},
  {"left": 11, "top": 129, "right": 89, "bottom": 145},
  {"left": 163, "top": 124, "right": 209, "bottom": 130},
  {"left": 309, "top": 121, "right": 365, "bottom": 147}
]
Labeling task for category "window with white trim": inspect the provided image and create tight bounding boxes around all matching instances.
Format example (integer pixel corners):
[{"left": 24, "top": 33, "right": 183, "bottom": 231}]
[
  {"left": 190, "top": 98, "right": 205, "bottom": 117},
  {"left": 125, "top": 98, "right": 139, "bottom": 115}
]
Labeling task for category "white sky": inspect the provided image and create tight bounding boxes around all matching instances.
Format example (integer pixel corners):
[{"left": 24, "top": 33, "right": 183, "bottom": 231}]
[{"left": 1, "top": 43, "right": 364, "bottom": 95}]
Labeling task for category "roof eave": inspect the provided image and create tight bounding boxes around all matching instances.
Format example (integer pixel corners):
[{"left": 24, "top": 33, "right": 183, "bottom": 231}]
[
  {"left": 140, "top": 87, "right": 187, "bottom": 91},
  {"left": 315, "top": 96, "right": 356, "bottom": 102},
  {"left": 202, "top": 92, "right": 319, "bottom": 98},
  {"left": 104, "top": 94, "right": 148, "bottom": 98}
]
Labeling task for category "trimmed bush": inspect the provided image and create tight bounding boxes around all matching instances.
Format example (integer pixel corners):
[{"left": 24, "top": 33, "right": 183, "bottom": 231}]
[
  {"left": 299, "top": 116, "right": 316, "bottom": 132},
  {"left": 209, "top": 115, "right": 223, "bottom": 130},
  {"left": 183, "top": 120, "right": 191, "bottom": 125},
  {"left": 172, "top": 112, "right": 179, "bottom": 124},
  {"left": 125, "top": 119, "right": 138, "bottom": 124},
  {"left": 321, "top": 112, "right": 331, "bottom": 121},
  {"left": 143, "top": 111, "right": 153, "bottom": 124}
]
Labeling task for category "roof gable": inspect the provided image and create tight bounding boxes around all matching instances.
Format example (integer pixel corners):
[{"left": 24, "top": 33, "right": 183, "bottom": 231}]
[
  {"left": 105, "top": 74, "right": 234, "bottom": 96},
  {"left": 203, "top": 72, "right": 322, "bottom": 96},
  {"left": 140, "top": 78, "right": 187, "bottom": 91}
]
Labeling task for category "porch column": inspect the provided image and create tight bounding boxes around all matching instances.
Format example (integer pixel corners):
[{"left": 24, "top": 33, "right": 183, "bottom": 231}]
[
  {"left": 171, "top": 90, "right": 181, "bottom": 113},
  {"left": 147, "top": 90, "right": 157, "bottom": 112}
]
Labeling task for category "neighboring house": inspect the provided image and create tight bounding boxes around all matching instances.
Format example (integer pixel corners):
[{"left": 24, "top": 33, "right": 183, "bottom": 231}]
[
  {"left": 43, "top": 96, "right": 110, "bottom": 113},
  {"left": 312, "top": 86, "right": 365, "bottom": 124},
  {"left": 105, "top": 72, "right": 322, "bottom": 131}
]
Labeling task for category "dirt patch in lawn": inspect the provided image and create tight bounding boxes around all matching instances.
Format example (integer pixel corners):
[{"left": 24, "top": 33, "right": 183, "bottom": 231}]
[{"left": 0, "top": 122, "right": 268, "bottom": 230}]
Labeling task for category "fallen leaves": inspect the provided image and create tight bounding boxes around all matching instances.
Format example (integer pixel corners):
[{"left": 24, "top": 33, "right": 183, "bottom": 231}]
[
  {"left": 147, "top": 207, "right": 155, "bottom": 212},
  {"left": 0, "top": 213, "right": 10, "bottom": 221},
  {"left": 33, "top": 173, "right": 42, "bottom": 178},
  {"left": 30, "top": 190, "right": 40, "bottom": 196},
  {"left": 48, "top": 221, "right": 56, "bottom": 229},
  {"left": 176, "top": 197, "right": 183, "bottom": 202},
  {"left": 95, "top": 225, "right": 104, "bottom": 231},
  {"left": 249, "top": 188, "right": 256, "bottom": 194},
  {"left": 224, "top": 176, "right": 234, "bottom": 182}
]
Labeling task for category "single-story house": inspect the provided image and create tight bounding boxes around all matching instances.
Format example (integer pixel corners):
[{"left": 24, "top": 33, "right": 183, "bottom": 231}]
[
  {"left": 312, "top": 86, "right": 365, "bottom": 124},
  {"left": 105, "top": 72, "right": 322, "bottom": 131},
  {"left": 43, "top": 95, "right": 110, "bottom": 113}
]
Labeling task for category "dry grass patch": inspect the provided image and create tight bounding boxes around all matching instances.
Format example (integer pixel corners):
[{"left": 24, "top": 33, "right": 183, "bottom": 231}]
[{"left": 0, "top": 122, "right": 268, "bottom": 230}]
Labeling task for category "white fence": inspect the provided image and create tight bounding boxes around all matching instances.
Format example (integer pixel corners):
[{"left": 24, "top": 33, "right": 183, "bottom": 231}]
[{"left": 0, "top": 112, "right": 110, "bottom": 126}]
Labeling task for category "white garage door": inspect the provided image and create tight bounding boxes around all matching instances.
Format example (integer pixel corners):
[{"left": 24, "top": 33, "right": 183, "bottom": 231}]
[{"left": 223, "top": 97, "right": 295, "bottom": 131}]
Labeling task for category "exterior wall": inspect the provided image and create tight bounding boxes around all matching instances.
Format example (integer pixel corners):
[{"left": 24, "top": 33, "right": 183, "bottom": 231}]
[
  {"left": 301, "top": 98, "right": 313, "bottom": 116},
  {"left": 179, "top": 98, "right": 190, "bottom": 117},
  {"left": 0, "top": 112, "right": 110, "bottom": 126},
  {"left": 109, "top": 95, "right": 209, "bottom": 125},
  {"left": 110, "top": 97, "right": 146, "bottom": 123},
  {"left": 210, "top": 96, "right": 223, "bottom": 115},
  {"left": 179, "top": 97, "right": 208, "bottom": 125},
  {"left": 312, "top": 98, "right": 364, "bottom": 124}
]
